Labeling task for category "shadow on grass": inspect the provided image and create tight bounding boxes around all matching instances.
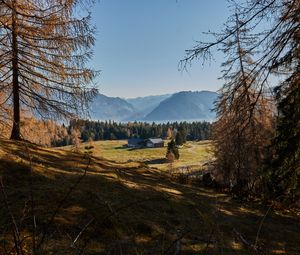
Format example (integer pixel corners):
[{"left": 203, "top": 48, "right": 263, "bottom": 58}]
[
  {"left": 114, "top": 146, "right": 127, "bottom": 150},
  {"left": 0, "top": 139, "right": 299, "bottom": 255},
  {"left": 143, "top": 158, "right": 167, "bottom": 165}
]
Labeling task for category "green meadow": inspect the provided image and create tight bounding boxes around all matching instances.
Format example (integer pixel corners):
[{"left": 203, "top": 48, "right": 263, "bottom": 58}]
[{"left": 81, "top": 140, "right": 213, "bottom": 170}]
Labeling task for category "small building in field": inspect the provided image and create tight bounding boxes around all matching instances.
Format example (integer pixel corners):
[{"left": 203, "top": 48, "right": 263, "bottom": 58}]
[
  {"left": 127, "top": 138, "right": 144, "bottom": 148},
  {"left": 146, "top": 138, "right": 164, "bottom": 148}
]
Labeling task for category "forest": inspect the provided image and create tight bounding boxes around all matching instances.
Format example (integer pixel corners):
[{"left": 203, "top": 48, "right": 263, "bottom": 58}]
[
  {"left": 0, "top": 117, "right": 212, "bottom": 147},
  {"left": 64, "top": 119, "right": 212, "bottom": 145}
]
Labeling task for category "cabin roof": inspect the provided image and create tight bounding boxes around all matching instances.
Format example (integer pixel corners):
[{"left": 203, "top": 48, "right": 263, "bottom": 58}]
[
  {"left": 128, "top": 138, "right": 144, "bottom": 145},
  {"left": 147, "top": 138, "right": 164, "bottom": 144}
]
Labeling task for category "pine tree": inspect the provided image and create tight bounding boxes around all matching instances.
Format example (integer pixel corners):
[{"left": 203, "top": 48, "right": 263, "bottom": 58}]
[
  {"left": 268, "top": 76, "right": 300, "bottom": 202},
  {"left": 178, "top": 126, "right": 187, "bottom": 144},
  {"left": 166, "top": 139, "right": 179, "bottom": 160},
  {"left": 268, "top": 52, "right": 300, "bottom": 201},
  {"left": 265, "top": 1, "right": 300, "bottom": 202},
  {"left": 175, "top": 131, "right": 184, "bottom": 146}
]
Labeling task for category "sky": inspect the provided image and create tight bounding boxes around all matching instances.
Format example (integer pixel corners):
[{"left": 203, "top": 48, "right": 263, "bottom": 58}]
[{"left": 91, "top": 0, "right": 231, "bottom": 98}]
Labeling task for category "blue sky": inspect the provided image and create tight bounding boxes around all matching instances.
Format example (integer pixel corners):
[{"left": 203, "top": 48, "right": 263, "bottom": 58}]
[{"left": 91, "top": 0, "right": 230, "bottom": 98}]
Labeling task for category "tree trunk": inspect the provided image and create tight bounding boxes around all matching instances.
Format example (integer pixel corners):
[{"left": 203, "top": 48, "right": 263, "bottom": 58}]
[{"left": 10, "top": 0, "right": 21, "bottom": 140}]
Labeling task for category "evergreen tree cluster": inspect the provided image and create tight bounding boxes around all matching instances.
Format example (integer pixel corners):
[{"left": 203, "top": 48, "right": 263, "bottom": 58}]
[
  {"left": 166, "top": 139, "right": 180, "bottom": 161},
  {"left": 175, "top": 128, "right": 187, "bottom": 146},
  {"left": 267, "top": 75, "right": 300, "bottom": 202},
  {"left": 64, "top": 119, "right": 211, "bottom": 144}
]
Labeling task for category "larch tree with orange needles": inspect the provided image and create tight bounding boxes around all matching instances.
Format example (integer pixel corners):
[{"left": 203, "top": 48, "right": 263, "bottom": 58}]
[
  {"left": 0, "top": 0, "right": 98, "bottom": 140},
  {"left": 181, "top": 0, "right": 300, "bottom": 202},
  {"left": 210, "top": 14, "right": 274, "bottom": 197}
]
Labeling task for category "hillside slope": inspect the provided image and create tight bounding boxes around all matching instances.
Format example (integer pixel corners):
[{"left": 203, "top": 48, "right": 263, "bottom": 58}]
[
  {"left": 125, "top": 94, "right": 171, "bottom": 120},
  {"left": 0, "top": 139, "right": 299, "bottom": 254},
  {"left": 144, "top": 91, "right": 218, "bottom": 121},
  {"left": 90, "top": 93, "right": 136, "bottom": 120}
]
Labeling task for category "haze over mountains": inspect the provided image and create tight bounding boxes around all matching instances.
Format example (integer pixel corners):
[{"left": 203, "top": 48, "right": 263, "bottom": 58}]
[
  {"left": 90, "top": 91, "right": 218, "bottom": 122},
  {"left": 89, "top": 93, "right": 136, "bottom": 120}
]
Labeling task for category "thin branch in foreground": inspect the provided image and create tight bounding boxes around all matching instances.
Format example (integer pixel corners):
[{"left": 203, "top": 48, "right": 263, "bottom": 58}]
[
  {"left": 0, "top": 177, "right": 22, "bottom": 255},
  {"left": 233, "top": 228, "right": 262, "bottom": 254},
  {"left": 37, "top": 156, "right": 91, "bottom": 251}
]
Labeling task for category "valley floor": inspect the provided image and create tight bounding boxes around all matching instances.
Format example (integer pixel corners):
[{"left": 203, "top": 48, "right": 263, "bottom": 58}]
[
  {"left": 63, "top": 139, "right": 214, "bottom": 171},
  {"left": 0, "top": 139, "right": 299, "bottom": 254}
]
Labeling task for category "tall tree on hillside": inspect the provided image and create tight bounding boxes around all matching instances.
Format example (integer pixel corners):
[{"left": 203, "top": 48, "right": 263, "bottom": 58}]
[
  {"left": 268, "top": 74, "right": 300, "bottom": 202},
  {"left": 266, "top": 1, "right": 300, "bottom": 202},
  {"left": 181, "top": 0, "right": 300, "bottom": 201},
  {"left": 178, "top": 126, "right": 187, "bottom": 143},
  {"left": 0, "top": 91, "right": 12, "bottom": 137},
  {"left": 166, "top": 139, "right": 179, "bottom": 160},
  {"left": 175, "top": 131, "right": 184, "bottom": 146},
  {"left": 0, "top": 0, "right": 97, "bottom": 140},
  {"left": 212, "top": 14, "right": 274, "bottom": 195}
]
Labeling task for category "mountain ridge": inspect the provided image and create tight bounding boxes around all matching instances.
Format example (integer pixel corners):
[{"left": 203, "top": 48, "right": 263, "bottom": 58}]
[
  {"left": 144, "top": 91, "right": 217, "bottom": 121},
  {"left": 90, "top": 90, "right": 218, "bottom": 122},
  {"left": 89, "top": 93, "right": 136, "bottom": 120}
]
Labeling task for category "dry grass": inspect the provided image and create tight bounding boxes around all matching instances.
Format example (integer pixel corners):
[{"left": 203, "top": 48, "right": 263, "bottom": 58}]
[
  {"left": 67, "top": 140, "right": 213, "bottom": 171},
  {"left": 0, "top": 138, "right": 299, "bottom": 254}
]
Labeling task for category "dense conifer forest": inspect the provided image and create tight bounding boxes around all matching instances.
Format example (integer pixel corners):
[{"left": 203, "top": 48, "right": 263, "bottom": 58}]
[{"left": 53, "top": 119, "right": 212, "bottom": 146}]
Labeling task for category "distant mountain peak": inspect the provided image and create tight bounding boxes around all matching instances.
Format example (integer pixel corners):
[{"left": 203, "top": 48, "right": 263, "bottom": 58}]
[
  {"left": 143, "top": 91, "right": 218, "bottom": 121},
  {"left": 90, "top": 92, "right": 135, "bottom": 120},
  {"left": 90, "top": 90, "right": 218, "bottom": 122}
]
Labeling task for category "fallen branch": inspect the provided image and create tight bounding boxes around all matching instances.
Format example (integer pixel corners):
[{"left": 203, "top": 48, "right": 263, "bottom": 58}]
[
  {"left": 233, "top": 228, "right": 261, "bottom": 254},
  {"left": 72, "top": 217, "right": 95, "bottom": 248},
  {"left": 162, "top": 230, "right": 189, "bottom": 255},
  {"left": 255, "top": 205, "right": 272, "bottom": 247}
]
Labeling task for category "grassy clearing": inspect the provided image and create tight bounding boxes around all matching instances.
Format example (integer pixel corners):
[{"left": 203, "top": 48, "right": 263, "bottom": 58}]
[
  {"left": 0, "top": 139, "right": 299, "bottom": 254},
  {"left": 73, "top": 140, "right": 213, "bottom": 171}
]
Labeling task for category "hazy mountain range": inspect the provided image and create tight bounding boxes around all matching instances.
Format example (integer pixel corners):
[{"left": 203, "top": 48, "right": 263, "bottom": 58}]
[{"left": 90, "top": 91, "right": 218, "bottom": 122}]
